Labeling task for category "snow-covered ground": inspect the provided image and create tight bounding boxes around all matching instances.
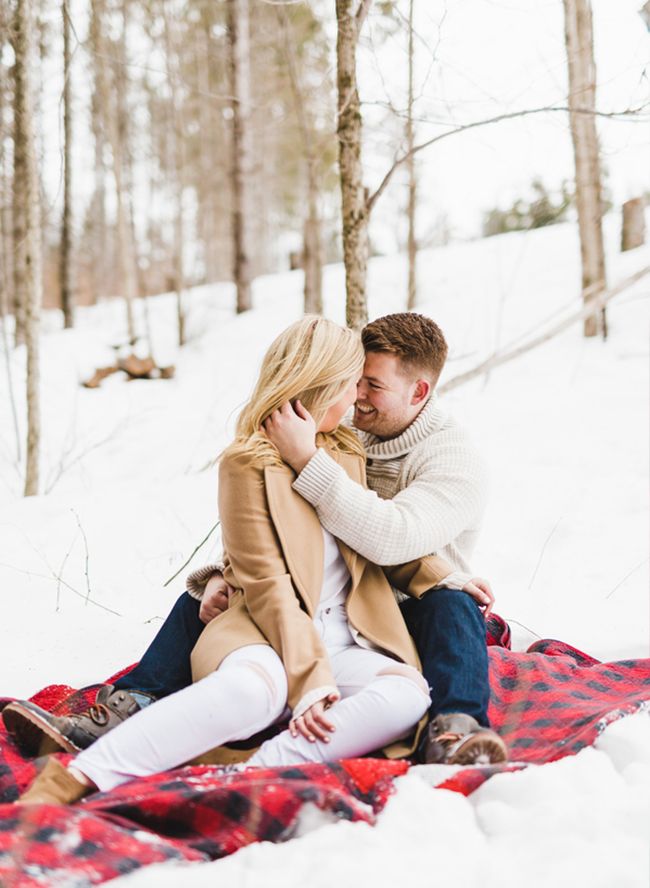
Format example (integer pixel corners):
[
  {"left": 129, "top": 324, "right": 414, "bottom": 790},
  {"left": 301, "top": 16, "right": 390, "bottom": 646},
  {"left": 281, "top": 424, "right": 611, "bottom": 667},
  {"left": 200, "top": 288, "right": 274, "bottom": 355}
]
[{"left": 1, "top": 216, "right": 648, "bottom": 885}]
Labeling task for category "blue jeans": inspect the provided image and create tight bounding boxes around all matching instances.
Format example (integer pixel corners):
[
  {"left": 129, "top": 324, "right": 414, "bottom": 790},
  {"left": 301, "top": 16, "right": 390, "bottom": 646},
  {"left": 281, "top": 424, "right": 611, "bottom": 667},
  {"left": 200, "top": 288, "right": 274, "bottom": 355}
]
[
  {"left": 399, "top": 588, "right": 490, "bottom": 727},
  {"left": 115, "top": 587, "right": 490, "bottom": 728},
  {"left": 113, "top": 592, "right": 205, "bottom": 698}
]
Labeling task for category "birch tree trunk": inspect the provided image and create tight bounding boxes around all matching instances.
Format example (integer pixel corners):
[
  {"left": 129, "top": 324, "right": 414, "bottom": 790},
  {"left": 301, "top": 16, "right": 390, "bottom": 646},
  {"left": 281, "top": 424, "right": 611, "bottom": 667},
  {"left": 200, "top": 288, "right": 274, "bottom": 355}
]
[
  {"left": 91, "top": 0, "right": 137, "bottom": 341},
  {"left": 562, "top": 0, "right": 607, "bottom": 338},
  {"left": 60, "top": 0, "right": 73, "bottom": 327},
  {"left": 336, "top": 0, "right": 369, "bottom": 330},
  {"left": 405, "top": 0, "right": 417, "bottom": 310},
  {"left": 227, "top": 0, "right": 253, "bottom": 313},
  {"left": 278, "top": 6, "right": 323, "bottom": 315},
  {"left": 621, "top": 198, "right": 645, "bottom": 252},
  {"left": 197, "top": 18, "right": 220, "bottom": 284},
  {"left": 11, "top": 0, "right": 42, "bottom": 496},
  {"left": 161, "top": 0, "right": 186, "bottom": 345},
  {"left": 88, "top": 0, "right": 107, "bottom": 304}
]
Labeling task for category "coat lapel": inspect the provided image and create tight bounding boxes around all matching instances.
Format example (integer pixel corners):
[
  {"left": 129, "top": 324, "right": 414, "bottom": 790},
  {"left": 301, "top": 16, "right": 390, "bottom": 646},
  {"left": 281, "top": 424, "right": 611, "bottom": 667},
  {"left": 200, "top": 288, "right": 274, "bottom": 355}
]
[
  {"left": 328, "top": 449, "right": 365, "bottom": 588},
  {"left": 264, "top": 463, "right": 323, "bottom": 615}
]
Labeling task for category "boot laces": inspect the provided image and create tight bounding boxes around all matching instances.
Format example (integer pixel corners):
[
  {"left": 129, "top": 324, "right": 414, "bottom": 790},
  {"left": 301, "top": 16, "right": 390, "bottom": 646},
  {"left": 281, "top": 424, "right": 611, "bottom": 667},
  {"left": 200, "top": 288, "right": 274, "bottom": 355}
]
[{"left": 87, "top": 703, "right": 111, "bottom": 725}]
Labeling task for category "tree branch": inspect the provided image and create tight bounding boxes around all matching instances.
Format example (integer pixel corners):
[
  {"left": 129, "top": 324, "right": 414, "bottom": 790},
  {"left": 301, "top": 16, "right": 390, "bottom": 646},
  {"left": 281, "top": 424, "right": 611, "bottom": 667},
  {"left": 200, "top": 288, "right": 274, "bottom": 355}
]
[
  {"left": 438, "top": 265, "right": 650, "bottom": 395},
  {"left": 366, "top": 102, "right": 650, "bottom": 214},
  {"left": 355, "top": 0, "right": 373, "bottom": 37}
]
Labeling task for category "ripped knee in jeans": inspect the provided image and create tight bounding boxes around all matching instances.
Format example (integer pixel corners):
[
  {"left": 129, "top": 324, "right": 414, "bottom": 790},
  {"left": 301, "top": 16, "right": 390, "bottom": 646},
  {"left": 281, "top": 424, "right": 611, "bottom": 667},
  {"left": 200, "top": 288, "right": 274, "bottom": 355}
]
[{"left": 378, "top": 664, "right": 430, "bottom": 697}]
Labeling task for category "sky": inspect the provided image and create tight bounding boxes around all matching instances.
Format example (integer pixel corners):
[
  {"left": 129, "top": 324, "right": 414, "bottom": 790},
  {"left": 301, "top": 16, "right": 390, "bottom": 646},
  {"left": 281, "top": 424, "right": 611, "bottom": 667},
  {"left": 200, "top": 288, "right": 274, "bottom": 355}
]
[
  {"left": 361, "top": 0, "right": 649, "bottom": 246},
  {"left": 30, "top": 0, "right": 650, "bottom": 257}
]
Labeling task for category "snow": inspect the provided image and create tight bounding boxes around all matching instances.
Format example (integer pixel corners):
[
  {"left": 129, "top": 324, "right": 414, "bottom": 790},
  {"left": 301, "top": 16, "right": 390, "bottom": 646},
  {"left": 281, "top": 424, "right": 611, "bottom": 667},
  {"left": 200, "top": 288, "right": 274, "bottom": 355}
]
[{"left": 0, "top": 216, "right": 648, "bottom": 883}]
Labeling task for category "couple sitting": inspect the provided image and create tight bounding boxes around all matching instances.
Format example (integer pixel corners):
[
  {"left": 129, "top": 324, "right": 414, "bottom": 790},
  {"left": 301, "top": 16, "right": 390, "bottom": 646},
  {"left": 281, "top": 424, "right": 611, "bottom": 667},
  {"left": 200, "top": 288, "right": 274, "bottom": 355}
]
[{"left": 7, "top": 312, "right": 507, "bottom": 806}]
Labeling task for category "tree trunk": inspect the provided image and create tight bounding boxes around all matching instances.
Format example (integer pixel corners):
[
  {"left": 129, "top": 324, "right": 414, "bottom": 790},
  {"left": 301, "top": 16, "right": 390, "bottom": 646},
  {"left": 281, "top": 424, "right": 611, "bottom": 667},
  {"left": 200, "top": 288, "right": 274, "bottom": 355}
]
[
  {"left": 91, "top": 0, "right": 137, "bottom": 341},
  {"left": 11, "top": 114, "right": 26, "bottom": 346},
  {"left": 621, "top": 198, "right": 645, "bottom": 252},
  {"left": 60, "top": 0, "right": 73, "bottom": 327},
  {"left": 562, "top": 0, "right": 607, "bottom": 338},
  {"left": 405, "top": 0, "right": 417, "bottom": 310},
  {"left": 197, "top": 17, "right": 221, "bottom": 284},
  {"left": 227, "top": 0, "right": 253, "bottom": 313},
  {"left": 11, "top": 0, "right": 42, "bottom": 496},
  {"left": 278, "top": 6, "right": 323, "bottom": 315},
  {"left": 161, "top": 0, "right": 186, "bottom": 345},
  {"left": 336, "top": 0, "right": 368, "bottom": 330},
  {"left": 88, "top": 0, "right": 107, "bottom": 305}
]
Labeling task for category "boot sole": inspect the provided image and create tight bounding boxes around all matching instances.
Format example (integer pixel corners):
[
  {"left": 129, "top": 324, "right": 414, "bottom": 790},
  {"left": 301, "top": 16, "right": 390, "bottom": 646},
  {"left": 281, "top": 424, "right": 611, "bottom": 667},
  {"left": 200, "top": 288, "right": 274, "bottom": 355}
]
[
  {"left": 447, "top": 731, "right": 508, "bottom": 766},
  {"left": 3, "top": 704, "right": 82, "bottom": 756}
]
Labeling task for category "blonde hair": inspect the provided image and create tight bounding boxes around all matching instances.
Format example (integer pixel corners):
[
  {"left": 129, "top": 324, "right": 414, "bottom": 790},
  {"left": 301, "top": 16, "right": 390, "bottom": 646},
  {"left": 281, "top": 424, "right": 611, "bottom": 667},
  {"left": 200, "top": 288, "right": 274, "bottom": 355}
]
[{"left": 225, "top": 316, "right": 365, "bottom": 466}]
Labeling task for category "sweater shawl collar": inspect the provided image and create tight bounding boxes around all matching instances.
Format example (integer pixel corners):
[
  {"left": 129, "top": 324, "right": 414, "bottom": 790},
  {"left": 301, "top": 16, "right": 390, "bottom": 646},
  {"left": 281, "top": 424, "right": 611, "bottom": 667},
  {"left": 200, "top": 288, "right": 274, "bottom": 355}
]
[{"left": 358, "top": 394, "right": 448, "bottom": 460}]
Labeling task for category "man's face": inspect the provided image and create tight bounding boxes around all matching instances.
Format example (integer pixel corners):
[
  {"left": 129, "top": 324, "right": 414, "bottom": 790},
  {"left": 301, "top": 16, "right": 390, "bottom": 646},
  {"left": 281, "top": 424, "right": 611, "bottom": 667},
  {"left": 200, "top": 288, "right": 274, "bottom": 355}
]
[{"left": 353, "top": 351, "right": 429, "bottom": 440}]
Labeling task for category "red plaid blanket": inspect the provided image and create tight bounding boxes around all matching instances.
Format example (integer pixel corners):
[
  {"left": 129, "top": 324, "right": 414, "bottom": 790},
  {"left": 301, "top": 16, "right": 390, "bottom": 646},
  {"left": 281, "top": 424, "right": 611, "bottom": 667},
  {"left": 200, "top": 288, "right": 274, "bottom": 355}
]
[{"left": 1, "top": 615, "right": 648, "bottom": 887}]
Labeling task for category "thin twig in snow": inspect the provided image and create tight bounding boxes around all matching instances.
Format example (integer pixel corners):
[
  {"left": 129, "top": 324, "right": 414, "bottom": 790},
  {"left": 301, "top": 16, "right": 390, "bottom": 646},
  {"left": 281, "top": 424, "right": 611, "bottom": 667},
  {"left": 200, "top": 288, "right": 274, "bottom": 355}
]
[
  {"left": 605, "top": 557, "right": 649, "bottom": 600},
  {"left": 0, "top": 560, "right": 121, "bottom": 616},
  {"left": 56, "top": 529, "right": 78, "bottom": 612},
  {"left": 71, "top": 509, "right": 92, "bottom": 605},
  {"left": 528, "top": 515, "right": 565, "bottom": 591},
  {"left": 164, "top": 520, "right": 221, "bottom": 587},
  {"left": 502, "top": 617, "right": 543, "bottom": 641}
]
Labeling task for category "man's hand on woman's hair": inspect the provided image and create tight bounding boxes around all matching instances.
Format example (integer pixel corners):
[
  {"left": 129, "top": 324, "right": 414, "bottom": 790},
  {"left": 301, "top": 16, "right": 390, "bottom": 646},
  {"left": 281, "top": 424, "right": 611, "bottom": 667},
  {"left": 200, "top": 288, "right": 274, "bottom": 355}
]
[
  {"left": 199, "top": 573, "right": 234, "bottom": 624},
  {"left": 262, "top": 400, "right": 318, "bottom": 473}
]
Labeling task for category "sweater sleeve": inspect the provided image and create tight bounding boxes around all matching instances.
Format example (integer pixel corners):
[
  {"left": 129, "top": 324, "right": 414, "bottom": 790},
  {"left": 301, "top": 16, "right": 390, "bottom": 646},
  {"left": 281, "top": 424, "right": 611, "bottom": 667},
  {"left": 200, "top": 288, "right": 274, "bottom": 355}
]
[{"left": 292, "top": 439, "right": 487, "bottom": 566}]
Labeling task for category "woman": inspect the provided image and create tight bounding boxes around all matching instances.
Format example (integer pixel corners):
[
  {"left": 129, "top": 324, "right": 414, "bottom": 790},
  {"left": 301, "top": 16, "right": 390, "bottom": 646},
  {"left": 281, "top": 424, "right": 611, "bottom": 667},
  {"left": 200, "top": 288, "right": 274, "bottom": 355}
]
[{"left": 21, "top": 317, "right": 442, "bottom": 805}]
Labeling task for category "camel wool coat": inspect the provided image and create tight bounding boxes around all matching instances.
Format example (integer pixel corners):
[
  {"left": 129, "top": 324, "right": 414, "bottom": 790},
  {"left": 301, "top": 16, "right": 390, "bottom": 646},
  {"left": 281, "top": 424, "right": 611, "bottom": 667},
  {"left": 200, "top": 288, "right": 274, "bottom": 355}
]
[{"left": 191, "top": 442, "right": 454, "bottom": 744}]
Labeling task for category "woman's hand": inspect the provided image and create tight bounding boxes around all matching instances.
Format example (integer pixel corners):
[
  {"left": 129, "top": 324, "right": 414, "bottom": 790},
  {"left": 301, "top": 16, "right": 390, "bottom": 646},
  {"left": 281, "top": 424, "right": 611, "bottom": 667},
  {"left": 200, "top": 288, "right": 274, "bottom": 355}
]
[
  {"left": 199, "top": 574, "right": 234, "bottom": 624},
  {"left": 462, "top": 577, "right": 495, "bottom": 618},
  {"left": 290, "top": 692, "right": 340, "bottom": 742}
]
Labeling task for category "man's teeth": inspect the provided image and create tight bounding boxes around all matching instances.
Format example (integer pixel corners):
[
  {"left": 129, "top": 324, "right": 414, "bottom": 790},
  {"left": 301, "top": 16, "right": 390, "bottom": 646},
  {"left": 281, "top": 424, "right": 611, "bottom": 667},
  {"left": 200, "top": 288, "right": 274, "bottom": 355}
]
[{"left": 356, "top": 405, "right": 374, "bottom": 414}]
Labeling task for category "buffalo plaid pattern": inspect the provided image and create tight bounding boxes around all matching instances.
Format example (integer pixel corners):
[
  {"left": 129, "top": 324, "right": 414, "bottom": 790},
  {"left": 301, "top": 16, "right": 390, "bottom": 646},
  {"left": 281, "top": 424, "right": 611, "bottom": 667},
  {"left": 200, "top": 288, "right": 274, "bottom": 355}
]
[{"left": 0, "top": 614, "right": 648, "bottom": 886}]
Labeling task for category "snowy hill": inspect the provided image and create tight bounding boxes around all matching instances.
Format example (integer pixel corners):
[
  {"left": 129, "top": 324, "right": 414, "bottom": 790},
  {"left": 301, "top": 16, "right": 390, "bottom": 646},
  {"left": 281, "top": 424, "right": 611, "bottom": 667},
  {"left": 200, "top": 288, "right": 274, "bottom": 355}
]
[{"left": 1, "top": 219, "right": 648, "bottom": 887}]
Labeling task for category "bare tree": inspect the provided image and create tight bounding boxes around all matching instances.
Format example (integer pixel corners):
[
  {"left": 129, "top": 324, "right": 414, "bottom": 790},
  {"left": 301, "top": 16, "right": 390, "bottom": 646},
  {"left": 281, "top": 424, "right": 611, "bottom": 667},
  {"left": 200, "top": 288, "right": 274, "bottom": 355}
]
[
  {"left": 11, "top": 0, "right": 43, "bottom": 495},
  {"left": 562, "top": 0, "right": 607, "bottom": 338},
  {"left": 60, "top": 0, "right": 73, "bottom": 328},
  {"left": 87, "top": 0, "right": 108, "bottom": 305},
  {"left": 278, "top": 6, "right": 323, "bottom": 315},
  {"left": 336, "top": 0, "right": 371, "bottom": 330},
  {"left": 227, "top": 0, "right": 253, "bottom": 313},
  {"left": 91, "top": 0, "right": 137, "bottom": 341},
  {"left": 405, "top": 0, "right": 417, "bottom": 310},
  {"left": 161, "top": 0, "right": 187, "bottom": 345}
]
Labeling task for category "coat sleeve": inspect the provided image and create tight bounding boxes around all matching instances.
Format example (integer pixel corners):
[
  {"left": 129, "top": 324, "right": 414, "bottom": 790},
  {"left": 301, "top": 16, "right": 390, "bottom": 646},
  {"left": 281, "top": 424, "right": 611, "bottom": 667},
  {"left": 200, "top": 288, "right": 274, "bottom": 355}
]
[
  {"left": 383, "top": 554, "right": 457, "bottom": 598},
  {"left": 218, "top": 452, "right": 337, "bottom": 715}
]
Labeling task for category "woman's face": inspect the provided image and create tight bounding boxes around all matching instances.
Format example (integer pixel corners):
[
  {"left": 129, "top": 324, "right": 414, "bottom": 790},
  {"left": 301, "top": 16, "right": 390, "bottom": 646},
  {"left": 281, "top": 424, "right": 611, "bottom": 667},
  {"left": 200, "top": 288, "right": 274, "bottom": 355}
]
[{"left": 317, "top": 379, "right": 360, "bottom": 433}]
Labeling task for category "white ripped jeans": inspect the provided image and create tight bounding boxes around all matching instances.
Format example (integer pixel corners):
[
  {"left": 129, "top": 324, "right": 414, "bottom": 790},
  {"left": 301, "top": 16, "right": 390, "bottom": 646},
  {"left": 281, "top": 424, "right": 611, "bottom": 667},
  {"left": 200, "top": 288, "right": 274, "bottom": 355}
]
[{"left": 74, "top": 609, "right": 430, "bottom": 792}]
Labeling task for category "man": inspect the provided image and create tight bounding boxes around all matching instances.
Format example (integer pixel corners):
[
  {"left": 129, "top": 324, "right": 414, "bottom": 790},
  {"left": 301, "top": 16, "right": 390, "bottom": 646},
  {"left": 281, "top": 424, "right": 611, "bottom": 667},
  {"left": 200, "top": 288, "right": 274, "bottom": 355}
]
[{"left": 4, "top": 313, "right": 506, "bottom": 765}]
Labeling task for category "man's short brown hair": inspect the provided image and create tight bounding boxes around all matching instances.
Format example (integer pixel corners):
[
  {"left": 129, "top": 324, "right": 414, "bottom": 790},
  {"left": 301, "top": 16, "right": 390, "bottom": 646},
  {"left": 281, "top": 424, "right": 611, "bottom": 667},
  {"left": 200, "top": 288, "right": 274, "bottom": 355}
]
[{"left": 361, "top": 313, "right": 448, "bottom": 387}]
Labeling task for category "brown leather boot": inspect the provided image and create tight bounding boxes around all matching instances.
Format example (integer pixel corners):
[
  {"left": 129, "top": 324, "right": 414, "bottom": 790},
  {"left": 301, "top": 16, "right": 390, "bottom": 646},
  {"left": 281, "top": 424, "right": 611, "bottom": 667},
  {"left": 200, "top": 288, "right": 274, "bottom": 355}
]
[
  {"left": 419, "top": 713, "right": 508, "bottom": 765},
  {"left": 18, "top": 758, "right": 91, "bottom": 805},
  {"left": 3, "top": 686, "right": 153, "bottom": 756}
]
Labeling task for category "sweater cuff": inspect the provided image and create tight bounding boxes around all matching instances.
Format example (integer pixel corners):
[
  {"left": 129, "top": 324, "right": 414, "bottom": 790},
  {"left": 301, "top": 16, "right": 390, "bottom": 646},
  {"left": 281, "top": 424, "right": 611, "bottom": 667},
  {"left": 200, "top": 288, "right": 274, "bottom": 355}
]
[
  {"left": 292, "top": 448, "right": 340, "bottom": 506},
  {"left": 185, "top": 562, "right": 225, "bottom": 600},
  {"left": 293, "top": 685, "right": 339, "bottom": 720},
  {"left": 435, "top": 570, "right": 473, "bottom": 591}
]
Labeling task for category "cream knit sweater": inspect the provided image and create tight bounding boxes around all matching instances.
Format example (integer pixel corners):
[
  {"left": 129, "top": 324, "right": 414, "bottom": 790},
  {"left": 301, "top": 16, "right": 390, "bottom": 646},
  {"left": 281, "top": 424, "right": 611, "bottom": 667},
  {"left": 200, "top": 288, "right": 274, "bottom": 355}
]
[
  {"left": 292, "top": 395, "right": 488, "bottom": 584},
  {"left": 187, "top": 395, "right": 487, "bottom": 599}
]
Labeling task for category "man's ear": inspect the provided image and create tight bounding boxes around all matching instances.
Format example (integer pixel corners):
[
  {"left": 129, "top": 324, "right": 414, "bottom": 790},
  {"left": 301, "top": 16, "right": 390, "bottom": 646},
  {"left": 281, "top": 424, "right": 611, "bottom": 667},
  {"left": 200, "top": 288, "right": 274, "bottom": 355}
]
[{"left": 411, "top": 378, "right": 431, "bottom": 406}]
